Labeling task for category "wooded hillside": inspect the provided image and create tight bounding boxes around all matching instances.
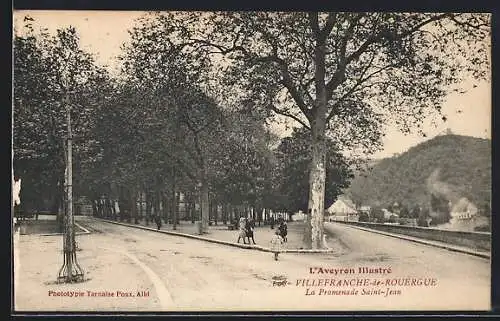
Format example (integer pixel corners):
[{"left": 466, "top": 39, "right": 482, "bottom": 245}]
[{"left": 346, "top": 134, "right": 491, "bottom": 212}]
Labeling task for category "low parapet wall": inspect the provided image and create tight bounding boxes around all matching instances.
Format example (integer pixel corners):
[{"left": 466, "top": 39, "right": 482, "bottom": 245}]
[{"left": 333, "top": 221, "right": 491, "bottom": 251}]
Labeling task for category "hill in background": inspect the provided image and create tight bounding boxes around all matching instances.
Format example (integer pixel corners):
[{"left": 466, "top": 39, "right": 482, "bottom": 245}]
[{"left": 345, "top": 134, "right": 491, "bottom": 213}]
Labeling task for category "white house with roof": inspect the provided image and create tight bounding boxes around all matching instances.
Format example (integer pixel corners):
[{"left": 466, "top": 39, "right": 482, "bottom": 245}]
[
  {"left": 443, "top": 197, "right": 488, "bottom": 231},
  {"left": 359, "top": 205, "right": 371, "bottom": 216},
  {"left": 326, "top": 196, "right": 358, "bottom": 222},
  {"left": 450, "top": 197, "right": 478, "bottom": 221},
  {"left": 382, "top": 208, "right": 398, "bottom": 220}
]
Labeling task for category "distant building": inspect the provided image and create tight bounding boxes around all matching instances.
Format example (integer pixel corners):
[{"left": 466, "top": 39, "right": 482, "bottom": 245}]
[
  {"left": 327, "top": 196, "right": 358, "bottom": 222},
  {"left": 382, "top": 208, "right": 398, "bottom": 220},
  {"left": 391, "top": 202, "right": 401, "bottom": 215},
  {"left": 436, "top": 197, "right": 486, "bottom": 232},
  {"left": 359, "top": 205, "right": 371, "bottom": 215},
  {"left": 292, "top": 211, "right": 306, "bottom": 222},
  {"left": 450, "top": 197, "right": 478, "bottom": 221}
]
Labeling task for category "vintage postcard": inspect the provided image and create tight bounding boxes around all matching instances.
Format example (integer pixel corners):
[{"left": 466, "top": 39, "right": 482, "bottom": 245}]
[{"left": 12, "top": 10, "right": 491, "bottom": 313}]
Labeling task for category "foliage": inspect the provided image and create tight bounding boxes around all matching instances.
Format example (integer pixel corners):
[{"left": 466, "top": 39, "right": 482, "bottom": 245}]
[
  {"left": 13, "top": 19, "right": 109, "bottom": 212},
  {"left": 137, "top": 11, "right": 489, "bottom": 247},
  {"left": 358, "top": 212, "right": 369, "bottom": 222},
  {"left": 429, "top": 193, "right": 451, "bottom": 225},
  {"left": 274, "top": 127, "right": 353, "bottom": 212},
  {"left": 369, "top": 206, "right": 384, "bottom": 222},
  {"left": 157, "top": 12, "right": 491, "bottom": 150},
  {"left": 211, "top": 108, "right": 275, "bottom": 207},
  {"left": 13, "top": 12, "right": 491, "bottom": 246},
  {"left": 417, "top": 207, "right": 431, "bottom": 227},
  {"left": 399, "top": 205, "right": 410, "bottom": 218}
]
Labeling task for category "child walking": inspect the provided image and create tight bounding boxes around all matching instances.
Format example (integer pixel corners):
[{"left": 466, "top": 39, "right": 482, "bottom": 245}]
[{"left": 270, "top": 230, "right": 284, "bottom": 261}]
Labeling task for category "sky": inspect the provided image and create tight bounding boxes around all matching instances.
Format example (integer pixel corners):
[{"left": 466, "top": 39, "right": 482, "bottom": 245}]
[{"left": 13, "top": 10, "right": 492, "bottom": 159}]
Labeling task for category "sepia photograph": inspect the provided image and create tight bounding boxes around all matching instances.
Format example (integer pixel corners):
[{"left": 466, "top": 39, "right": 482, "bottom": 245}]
[{"left": 11, "top": 10, "right": 491, "bottom": 312}]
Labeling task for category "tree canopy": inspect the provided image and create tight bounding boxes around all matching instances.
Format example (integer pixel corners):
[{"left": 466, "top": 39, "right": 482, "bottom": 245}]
[
  {"left": 13, "top": 12, "right": 490, "bottom": 248},
  {"left": 275, "top": 127, "right": 353, "bottom": 212}
]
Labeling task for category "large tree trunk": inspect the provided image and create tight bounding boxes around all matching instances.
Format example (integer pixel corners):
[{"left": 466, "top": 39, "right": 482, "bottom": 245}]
[
  {"left": 171, "top": 188, "right": 176, "bottom": 230},
  {"left": 214, "top": 203, "right": 218, "bottom": 225},
  {"left": 175, "top": 191, "right": 180, "bottom": 224},
  {"left": 138, "top": 190, "right": 143, "bottom": 222},
  {"left": 155, "top": 187, "right": 161, "bottom": 225},
  {"left": 171, "top": 166, "right": 177, "bottom": 230},
  {"left": 187, "top": 191, "right": 195, "bottom": 223},
  {"left": 107, "top": 198, "right": 114, "bottom": 220},
  {"left": 111, "top": 198, "right": 116, "bottom": 220},
  {"left": 117, "top": 186, "right": 125, "bottom": 222},
  {"left": 200, "top": 177, "right": 209, "bottom": 233},
  {"left": 91, "top": 198, "right": 98, "bottom": 217},
  {"left": 304, "top": 112, "right": 328, "bottom": 248},
  {"left": 302, "top": 31, "right": 329, "bottom": 248},
  {"left": 129, "top": 187, "right": 137, "bottom": 224},
  {"left": 304, "top": 38, "right": 328, "bottom": 249},
  {"left": 145, "top": 191, "right": 151, "bottom": 226},
  {"left": 222, "top": 203, "right": 227, "bottom": 225},
  {"left": 151, "top": 192, "right": 156, "bottom": 218},
  {"left": 209, "top": 200, "right": 216, "bottom": 225},
  {"left": 161, "top": 193, "right": 168, "bottom": 224}
]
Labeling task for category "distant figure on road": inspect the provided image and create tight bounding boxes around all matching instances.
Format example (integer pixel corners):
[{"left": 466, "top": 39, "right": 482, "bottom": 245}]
[
  {"left": 270, "top": 230, "right": 284, "bottom": 261},
  {"left": 245, "top": 218, "right": 256, "bottom": 244},
  {"left": 237, "top": 217, "right": 248, "bottom": 244},
  {"left": 278, "top": 220, "right": 288, "bottom": 243},
  {"left": 270, "top": 216, "right": 275, "bottom": 229},
  {"left": 154, "top": 214, "right": 162, "bottom": 230}
]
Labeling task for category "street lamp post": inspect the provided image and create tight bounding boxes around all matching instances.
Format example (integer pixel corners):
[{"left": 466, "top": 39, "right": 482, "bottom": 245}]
[{"left": 57, "top": 94, "right": 84, "bottom": 283}]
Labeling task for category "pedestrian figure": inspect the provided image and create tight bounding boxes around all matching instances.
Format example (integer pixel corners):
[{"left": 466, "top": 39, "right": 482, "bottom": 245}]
[
  {"left": 154, "top": 214, "right": 162, "bottom": 230},
  {"left": 237, "top": 217, "right": 248, "bottom": 244},
  {"left": 278, "top": 220, "right": 288, "bottom": 242},
  {"left": 270, "top": 230, "right": 284, "bottom": 261},
  {"left": 270, "top": 216, "right": 275, "bottom": 229},
  {"left": 245, "top": 217, "right": 256, "bottom": 244}
]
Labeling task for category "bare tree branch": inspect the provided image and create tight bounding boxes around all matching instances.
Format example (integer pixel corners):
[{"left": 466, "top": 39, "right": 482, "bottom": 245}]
[
  {"left": 326, "top": 59, "right": 400, "bottom": 122},
  {"left": 188, "top": 36, "right": 313, "bottom": 122},
  {"left": 269, "top": 104, "right": 311, "bottom": 130},
  {"left": 318, "top": 13, "right": 338, "bottom": 43},
  {"left": 307, "top": 12, "right": 320, "bottom": 38},
  {"left": 324, "top": 14, "right": 364, "bottom": 98},
  {"left": 449, "top": 14, "right": 489, "bottom": 30},
  {"left": 325, "top": 13, "right": 455, "bottom": 102}
]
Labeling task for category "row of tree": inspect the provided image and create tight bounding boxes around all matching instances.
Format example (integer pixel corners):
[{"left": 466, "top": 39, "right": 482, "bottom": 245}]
[
  {"left": 14, "top": 12, "right": 490, "bottom": 248},
  {"left": 13, "top": 16, "right": 353, "bottom": 235}
]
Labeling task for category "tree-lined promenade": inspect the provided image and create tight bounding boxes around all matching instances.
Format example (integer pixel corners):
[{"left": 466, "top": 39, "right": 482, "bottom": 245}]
[
  {"left": 13, "top": 12, "right": 490, "bottom": 248},
  {"left": 14, "top": 217, "right": 490, "bottom": 311}
]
